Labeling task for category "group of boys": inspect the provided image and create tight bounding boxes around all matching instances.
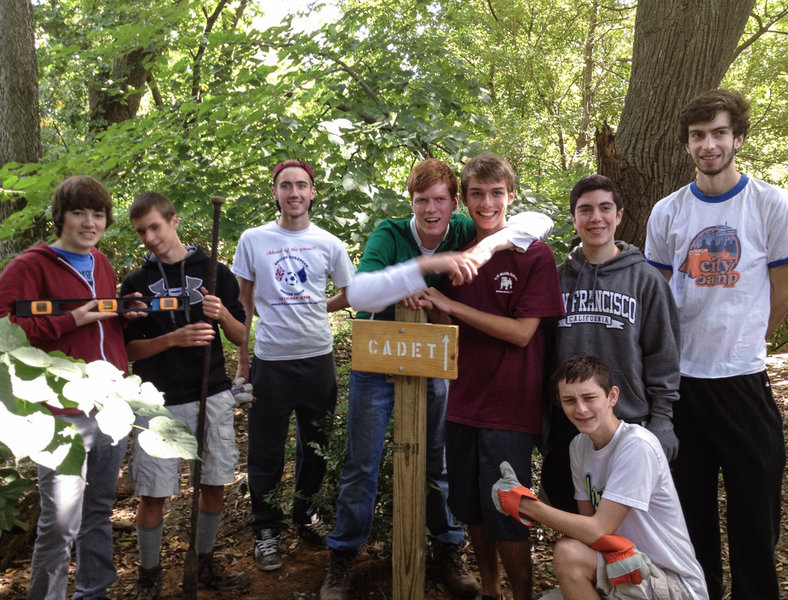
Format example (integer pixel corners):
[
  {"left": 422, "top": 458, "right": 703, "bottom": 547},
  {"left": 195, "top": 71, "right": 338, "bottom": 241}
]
[
  {"left": 492, "top": 88, "right": 786, "bottom": 600},
  {"left": 0, "top": 86, "right": 785, "bottom": 600}
]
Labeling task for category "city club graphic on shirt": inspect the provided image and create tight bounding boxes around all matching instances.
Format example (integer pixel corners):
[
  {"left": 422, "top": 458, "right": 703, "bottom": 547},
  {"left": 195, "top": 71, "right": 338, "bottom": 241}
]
[
  {"left": 557, "top": 290, "right": 637, "bottom": 330},
  {"left": 273, "top": 255, "right": 309, "bottom": 299},
  {"left": 494, "top": 271, "right": 517, "bottom": 294},
  {"left": 148, "top": 275, "right": 204, "bottom": 304},
  {"left": 584, "top": 473, "right": 604, "bottom": 510},
  {"left": 679, "top": 225, "right": 741, "bottom": 288}
]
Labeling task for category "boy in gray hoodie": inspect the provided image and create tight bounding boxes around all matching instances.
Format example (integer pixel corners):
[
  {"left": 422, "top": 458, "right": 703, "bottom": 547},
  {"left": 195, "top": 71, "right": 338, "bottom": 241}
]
[{"left": 541, "top": 174, "right": 680, "bottom": 512}]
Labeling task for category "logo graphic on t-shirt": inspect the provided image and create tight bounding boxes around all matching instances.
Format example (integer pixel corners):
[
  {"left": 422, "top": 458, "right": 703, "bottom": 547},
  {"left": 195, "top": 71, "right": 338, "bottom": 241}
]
[
  {"left": 148, "top": 275, "right": 204, "bottom": 304},
  {"left": 679, "top": 225, "right": 741, "bottom": 288},
  {"left": 494, "top": 271, "right": 517, "bottom": 294},
  {"left": 274, "top": 256, "right": 308, "bottom": 296},
  {"left": 584, "top": 473, "right": 604, "bottom": 510}
]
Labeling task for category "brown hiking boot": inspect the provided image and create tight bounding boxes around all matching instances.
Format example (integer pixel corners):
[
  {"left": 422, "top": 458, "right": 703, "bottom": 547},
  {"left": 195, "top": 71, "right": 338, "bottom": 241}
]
[
  {"left": 431, "top": 542, "right": 479, "bottom": 598},
  {"left": 197, "top": 552, "right": 251, "bottom": 590},
  {"left": 135, "top": 565, "right": 162, "bottom": 600},
  {"left": 319, "top": 549, "right": 355, "bottom": 600}
]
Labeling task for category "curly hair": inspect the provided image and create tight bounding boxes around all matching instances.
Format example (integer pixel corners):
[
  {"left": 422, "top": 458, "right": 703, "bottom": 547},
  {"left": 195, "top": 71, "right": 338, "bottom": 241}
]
[{"left": 679, "top": 89, "right": 750, "bottom": 144}]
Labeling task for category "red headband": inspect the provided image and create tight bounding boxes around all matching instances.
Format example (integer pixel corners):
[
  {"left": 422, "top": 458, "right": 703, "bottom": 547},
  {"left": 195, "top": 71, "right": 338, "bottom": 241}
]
[{"left": 272, "top": 160, "right": 315, "bottom": 183}]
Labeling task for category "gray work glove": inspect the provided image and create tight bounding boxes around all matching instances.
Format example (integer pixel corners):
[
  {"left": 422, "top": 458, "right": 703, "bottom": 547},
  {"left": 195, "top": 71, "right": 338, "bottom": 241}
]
[
  {"left": 646, "top": 415, "right": 679, "bottom": 462},
  {"left": 491, "top": 461, "right": 538, "bottom": 526},
  {"left": 231, "top": 377, "right": 255, "bottom": 408}
]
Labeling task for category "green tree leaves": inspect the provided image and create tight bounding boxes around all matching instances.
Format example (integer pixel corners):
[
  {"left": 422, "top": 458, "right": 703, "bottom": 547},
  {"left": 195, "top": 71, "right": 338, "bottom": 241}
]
[
  {"left": 0, "top": 315, "right": 196, "bottom": 477},
  {"left": 0, "top": 0, "right": 786, "bottom": 266}
]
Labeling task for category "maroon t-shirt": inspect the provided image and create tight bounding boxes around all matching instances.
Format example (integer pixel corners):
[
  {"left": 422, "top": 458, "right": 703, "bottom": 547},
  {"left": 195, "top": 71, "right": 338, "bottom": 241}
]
[{"left": 446, "top": 240, "right": 564, "bottom": 433}]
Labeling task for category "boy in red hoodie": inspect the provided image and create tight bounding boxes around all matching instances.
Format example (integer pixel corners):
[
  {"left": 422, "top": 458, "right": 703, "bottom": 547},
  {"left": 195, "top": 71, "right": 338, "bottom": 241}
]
[{"left": 0, "top": 176, "right": 132, "bottom": 600}]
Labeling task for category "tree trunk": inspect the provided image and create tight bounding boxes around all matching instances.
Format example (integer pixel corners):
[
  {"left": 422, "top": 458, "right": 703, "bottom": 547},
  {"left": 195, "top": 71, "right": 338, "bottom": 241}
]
[
  {"left": 88, "top": 47, "right": 157, "bottom": 130},
  {"left": 596, "top": 0, "right": 756, "bottom": 249},
  {"left": 0, "top": 0, "right": 45, "bottom": 260}
]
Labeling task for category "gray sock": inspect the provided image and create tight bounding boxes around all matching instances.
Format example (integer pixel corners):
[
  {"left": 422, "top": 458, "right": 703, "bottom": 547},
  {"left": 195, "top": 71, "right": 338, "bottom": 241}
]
[
  {"left": 137, "top": 522, "right": 163, "bottom": 569},
  {"left": 196, "top": 509, "right": 222, "bottom": 555}
]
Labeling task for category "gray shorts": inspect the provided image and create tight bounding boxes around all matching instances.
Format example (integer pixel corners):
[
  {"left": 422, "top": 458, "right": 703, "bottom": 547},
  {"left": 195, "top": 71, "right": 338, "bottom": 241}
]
[
  {"left": 538, "top": 555, "right": 694, "bottom": 600},
  {"left": 594, "top": 552, "right": 694, "bottom": 600},
  {"left": 130, "top": 389, "right": 239, "bottom": 497}
]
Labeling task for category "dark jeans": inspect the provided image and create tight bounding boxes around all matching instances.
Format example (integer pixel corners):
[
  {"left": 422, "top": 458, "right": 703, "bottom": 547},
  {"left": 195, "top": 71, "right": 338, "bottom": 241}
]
[
  {"left": 672, "top": 372, "right": 785, "bottom": 600},
  {"left": 248, "top": 352, "right": 337, "bottom": 533}
]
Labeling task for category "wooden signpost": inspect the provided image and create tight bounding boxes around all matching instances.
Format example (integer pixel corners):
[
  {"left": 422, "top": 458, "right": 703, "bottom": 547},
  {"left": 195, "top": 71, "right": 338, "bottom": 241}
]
[{"left": 351, "top": 307, "right": 458, "bottom": 600}]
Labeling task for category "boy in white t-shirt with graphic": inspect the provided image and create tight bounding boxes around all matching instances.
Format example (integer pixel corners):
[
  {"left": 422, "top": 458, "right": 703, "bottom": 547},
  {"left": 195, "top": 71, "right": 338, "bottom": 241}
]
[
  {"left": 233, "top": 159, "right": 355, "bottom": 572},
  {"left": 644, "top": 89, "right": 787, "bottom": 600},
  {"left": 493, "top": 355, "right": 708, "bottom": 600}
]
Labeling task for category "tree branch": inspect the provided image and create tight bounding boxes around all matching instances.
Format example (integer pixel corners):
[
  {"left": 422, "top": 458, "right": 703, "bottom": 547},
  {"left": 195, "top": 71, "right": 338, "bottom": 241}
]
[
  {"left": 486, "top": 0, "right": 501, "bottom": 24},
  {"left": 147, "top": 73, "right": 164, "bottom": 107},
  {"left": 192, "top": 0, "right": 231, "bottom": 100},
  {"left": 318, "top": 51, "right": 384, "bottom": 108},
  {"left": 731, "top": 7, "right": 788, "bottom": 61}
]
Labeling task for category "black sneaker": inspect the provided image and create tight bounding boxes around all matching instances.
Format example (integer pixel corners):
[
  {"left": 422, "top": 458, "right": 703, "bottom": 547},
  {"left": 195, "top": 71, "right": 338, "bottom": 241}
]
[
  {"left": 297, "top": 512, "right": 328, "bottom": 548},
  {"left": 197, "top": 553, "right": 251, "bottom": 590},
  {"left": 254, "top": 528, "right": 283, "bottom": 571},
  {"left": 319, "top": 549, "right": 355, "bottom": 600},
  {"left": 431, "top": 542, "right": 479, "bottom": 598}
]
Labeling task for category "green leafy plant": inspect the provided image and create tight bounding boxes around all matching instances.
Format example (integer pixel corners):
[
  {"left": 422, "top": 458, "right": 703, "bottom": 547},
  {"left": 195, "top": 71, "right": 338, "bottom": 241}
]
[
  {"left": 0, "top": 445, "right": 34, "bottom": 535},
  {"left": 0, "top": 316, "right": 198, "bottom": 537}
]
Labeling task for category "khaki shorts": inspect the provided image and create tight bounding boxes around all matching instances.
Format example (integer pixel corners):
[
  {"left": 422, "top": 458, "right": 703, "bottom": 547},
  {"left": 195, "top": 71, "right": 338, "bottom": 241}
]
[
  {"left": 130, "top": 389, "right": 239, "bottom": 496},
  {"left": 538, "top": 553, "right": 694, "bottom": 600}
]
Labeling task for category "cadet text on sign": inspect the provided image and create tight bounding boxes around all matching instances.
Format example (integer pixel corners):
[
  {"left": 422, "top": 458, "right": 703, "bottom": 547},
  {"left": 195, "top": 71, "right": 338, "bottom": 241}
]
[{"left": 351, "top": 320, "right": 459, "bottom": 379}]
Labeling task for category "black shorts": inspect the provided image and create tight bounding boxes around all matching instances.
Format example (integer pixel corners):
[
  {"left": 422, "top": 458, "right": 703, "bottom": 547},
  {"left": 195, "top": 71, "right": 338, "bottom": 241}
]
[{"left": 445, "top": 421, "right": 536, "bottom": 541}]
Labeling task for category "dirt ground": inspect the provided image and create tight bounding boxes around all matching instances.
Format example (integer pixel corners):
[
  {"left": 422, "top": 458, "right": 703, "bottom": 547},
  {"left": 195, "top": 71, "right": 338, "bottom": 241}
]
[{"left": 0, "top": 354, "right": 786, "bottom": 599}]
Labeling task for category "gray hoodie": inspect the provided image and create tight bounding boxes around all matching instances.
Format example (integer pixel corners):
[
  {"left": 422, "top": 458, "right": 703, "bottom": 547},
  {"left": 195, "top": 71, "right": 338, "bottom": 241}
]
[{"left": 556, "top": 241, "right": 680, "bottom": 421}]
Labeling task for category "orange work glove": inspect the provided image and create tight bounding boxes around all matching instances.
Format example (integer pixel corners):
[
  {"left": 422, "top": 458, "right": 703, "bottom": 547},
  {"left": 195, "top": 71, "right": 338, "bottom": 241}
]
[
  {"left": 590, "top": 534, "right": 660, "bottom": 585},
  {"left": 491, "top": 461, "right": 539, "bottom": 526}
]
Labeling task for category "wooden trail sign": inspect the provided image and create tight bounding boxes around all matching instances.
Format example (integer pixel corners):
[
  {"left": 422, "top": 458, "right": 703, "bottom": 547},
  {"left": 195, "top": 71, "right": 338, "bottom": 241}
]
[
  {"left": 351, "top": 319, "right": 458, "bottom": 379},
  {"left": 351, "top": 308, "right": 458, "bottom": 600}
]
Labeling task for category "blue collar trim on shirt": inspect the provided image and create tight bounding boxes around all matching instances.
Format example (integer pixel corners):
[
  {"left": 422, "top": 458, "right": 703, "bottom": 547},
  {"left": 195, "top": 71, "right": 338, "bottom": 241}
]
[{"left": 690, "top": 173, "right": 749, "bottom": 203}]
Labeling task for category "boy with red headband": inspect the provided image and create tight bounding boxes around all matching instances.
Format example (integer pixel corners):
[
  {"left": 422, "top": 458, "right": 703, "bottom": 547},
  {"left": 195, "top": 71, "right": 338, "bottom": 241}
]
[{"left": 233, "top": 159, "right": 355, "bottom": 572}]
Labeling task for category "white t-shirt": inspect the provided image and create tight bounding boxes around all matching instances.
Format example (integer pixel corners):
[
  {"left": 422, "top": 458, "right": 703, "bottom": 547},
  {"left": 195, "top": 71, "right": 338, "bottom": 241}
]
[
  {"left": 571, "top": 422, "right": 708, "bottom": 600},
  {"left": 232, "top": 221, "right": 354, "bottom": 360},
  {"left": 645, "top": 175, "right": 788, "bottom": 378}
]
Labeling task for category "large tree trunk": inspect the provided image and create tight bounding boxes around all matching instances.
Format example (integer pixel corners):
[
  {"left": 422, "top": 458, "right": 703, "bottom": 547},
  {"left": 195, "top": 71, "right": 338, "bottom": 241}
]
[
  {"left": 0, "top": 0, "right": 45, "bottom": 260},
  {"left": 596, "top": 0, "right": 756, "bottom": 249}
]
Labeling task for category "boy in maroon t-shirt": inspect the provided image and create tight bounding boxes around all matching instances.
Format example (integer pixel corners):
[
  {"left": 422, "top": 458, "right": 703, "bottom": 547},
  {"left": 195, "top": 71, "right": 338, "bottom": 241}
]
[{"left": 420, "top": 154, "right": 564, "bottom": 600}]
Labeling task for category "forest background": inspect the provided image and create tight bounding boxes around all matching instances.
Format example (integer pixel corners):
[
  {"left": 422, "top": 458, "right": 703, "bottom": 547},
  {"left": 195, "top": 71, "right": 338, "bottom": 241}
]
[
  {"left": 1, "top": 0, "right": 787, "bottom": 280},
  {"left": 0, "top": 1, "right": 787, "bottom": 596}
]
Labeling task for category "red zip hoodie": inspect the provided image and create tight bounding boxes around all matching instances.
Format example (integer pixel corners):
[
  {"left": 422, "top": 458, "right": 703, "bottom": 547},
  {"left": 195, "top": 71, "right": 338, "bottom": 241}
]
[{"left": 0, "top": 243, "right": 129, "bottom": 414}]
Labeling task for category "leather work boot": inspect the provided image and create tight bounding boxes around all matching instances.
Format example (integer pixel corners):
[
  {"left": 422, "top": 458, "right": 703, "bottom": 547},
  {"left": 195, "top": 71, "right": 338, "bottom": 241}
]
[
  {"left": 431, "top": 541, "right": 479, "bottom": 598},
  {"left": 319, "top": 549, "right": 356, "bottom": 600},
  {"left": 135, "top": 564, "right": 162, "bottom": 600},
  {"left": 197, "top": 552, "right": 251, "bottom": 590}
]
